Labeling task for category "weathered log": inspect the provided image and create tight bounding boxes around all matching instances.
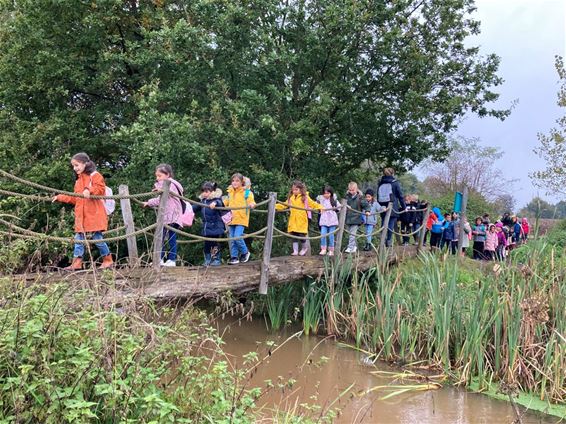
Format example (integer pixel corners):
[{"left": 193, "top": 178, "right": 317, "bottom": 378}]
[{"left": 10, "top": 246, "right": 420, "bottom": 301}]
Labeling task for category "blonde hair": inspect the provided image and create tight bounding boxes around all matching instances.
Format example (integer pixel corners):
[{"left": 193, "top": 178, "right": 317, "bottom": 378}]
[
  {"left": 348, "top": 181, "right": 358, "bottom": 191},
  {"left": 383, "top": 167, "right": 395, "bottom": 176}
]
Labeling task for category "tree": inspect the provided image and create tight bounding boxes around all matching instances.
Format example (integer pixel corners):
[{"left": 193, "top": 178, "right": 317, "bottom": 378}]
[
  {"left": 519, "top": 197, "right": 557, "bottom": 219},
  {"left": 491, "top": 193, "right": 516, "bottom": 215},
  {"left": 531, "top": 56, "right": 566, "bottom": 195},
  {"left": 0, "top": 0, "right": 508, "bottom": 205},
  {"left": 421, "top": 136, "right": 516, "bottom": 202}
]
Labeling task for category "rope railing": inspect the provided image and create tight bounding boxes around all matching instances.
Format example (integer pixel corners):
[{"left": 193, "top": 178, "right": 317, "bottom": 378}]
[
  {"left": 344, "top": 225, "right": 387, "bottom": 239},
  {"left": 275, "top": 199, "right": 341, "bottom": 212},
  {"left": 344, "top": 204, "right": 392, "bottom": 216},
  {"left": 165, "top": 224, "right": 268, "bottom": 242},
  {"left": 389, "top": 225, "right": 423, "bottom": 237},
  {"left": 0, "top": 169, "right": 159, "bottom": 200},
  {"left": 169, "top": 191, "right": 271, "bottom": 211},
  {"left": 273, "top": 227, "right": 339, "bottom": 241},
  {"left": 0, "top": 218, "right": 157, "bottom": 244}
]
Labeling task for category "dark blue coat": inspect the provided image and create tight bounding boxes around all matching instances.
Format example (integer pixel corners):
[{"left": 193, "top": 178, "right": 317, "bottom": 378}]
[
  {"left": 192, "top": 190, "right": 227, "bottom": 237},
  {"left": 377, "top": 175, "right": 406, "bottom": 218}
]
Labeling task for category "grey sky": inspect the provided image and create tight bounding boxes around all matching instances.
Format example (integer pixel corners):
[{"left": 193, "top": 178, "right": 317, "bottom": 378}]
[{"left": 423, "top": 0, "right": 566, "bottom": 209}]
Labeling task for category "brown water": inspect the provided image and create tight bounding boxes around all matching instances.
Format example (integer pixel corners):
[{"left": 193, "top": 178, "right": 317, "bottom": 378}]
[{"left": 218, "top": 318, "right": 558, "bottom": 424}]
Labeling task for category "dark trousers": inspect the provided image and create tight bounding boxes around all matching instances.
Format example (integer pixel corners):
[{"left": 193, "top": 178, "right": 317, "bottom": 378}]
[
  {"left": 430, "top": 232, "right": 442, "bottom": 249},
  {"left": 381, "top": 213, "right": 398, "bottom": 247},
  {"left": 473, "top": 241, "right": 485, "bottom": 260},
  {"left": 204, "top": 235, "right": 222, "bottom": 256},
  {"left": 162, "top": 223, "right": 179, "bottom": 261}
]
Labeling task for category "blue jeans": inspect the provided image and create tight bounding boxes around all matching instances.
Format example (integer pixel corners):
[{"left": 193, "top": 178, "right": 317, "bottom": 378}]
[
  {"left": 162, "top": 224, "right": 179, "bottom": 261},
  {"left": 365, "top": 224, "right": 374, "bottom": 244},
  {"left": 229, "top": 225, "right": 248, "bottom": 259},
  {"left": 320, "top": 225, "right": 336, "bottom": 248},
  {"left": 73, "top": 232, "right": 110, "bottom": 258}
]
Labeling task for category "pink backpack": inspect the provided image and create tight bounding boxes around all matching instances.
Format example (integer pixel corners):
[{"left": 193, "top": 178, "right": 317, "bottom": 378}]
[{"left": 172, "top": 181, "right": 194, "bottom": 228}]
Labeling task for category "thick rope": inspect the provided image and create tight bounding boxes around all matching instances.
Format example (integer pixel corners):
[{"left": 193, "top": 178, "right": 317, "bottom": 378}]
[
  {"left": 344, "top": 225, "right": 386, "bottom": 239},
  {"left": 273, "top": 227, "right": 339, "bottom": 241},
  {"left": 165, "top": 225, "right": 267, "bottom": 242},
  {"left": 0, "top": 218, "right": 157, "bottom": 244},
  {"left": 168, "top": 191, "right": 271, "bottom": 211},
  {"left": 0, "top": 170, "right": 158, "bottom": 200},
  {"left": 275, "top": 199, "right": 340, "bottom": 212},
  {"left": 344, "top": 204, "right": 392, "bottom": 216},
  {"left": 389, "top": 226, "right": 424, "bottom": 237},
  {"left": 0, "top": 188, "right": 53, "bottom": 202}
]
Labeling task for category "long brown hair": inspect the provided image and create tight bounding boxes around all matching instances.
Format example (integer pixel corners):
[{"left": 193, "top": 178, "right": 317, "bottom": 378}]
[
  {"left": 288, "top": 180, "right": 307, "bottom": 202},
  {"left": 71, "top": 152, "right": 96, "bottom": 179}
]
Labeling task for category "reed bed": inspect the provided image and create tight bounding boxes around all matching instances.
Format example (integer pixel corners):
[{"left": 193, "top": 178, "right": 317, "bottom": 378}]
[{"left": 265, "top": 242, "right": 566, "bottom": 405}]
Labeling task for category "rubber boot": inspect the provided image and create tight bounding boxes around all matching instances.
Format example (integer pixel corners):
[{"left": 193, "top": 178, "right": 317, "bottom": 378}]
[
  {"left": 203, "top": 253, "right": 212, "bottom": 267},
  {"left": 99, "top": 255, "right": 114, "bottom": 269},
  {"left": 64, "top": 257, "right": 83, "bottom": 271},
  {"left": 299, "top": 242, "right": 309, "bottom": 256},
  {"left": 291, "top": 242, "right": 299, "bottom": 256}
]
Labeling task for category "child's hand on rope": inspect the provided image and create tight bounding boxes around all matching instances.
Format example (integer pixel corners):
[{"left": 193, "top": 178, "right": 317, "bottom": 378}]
[
  {"left": 83, "top": 189, "right": 90, "bottom": 199},
  {"left": 142, "top": 202, "right": 148, "bottom": 208},
  {"left": 51, "top": 196, "right": 58, "bottom": 203},
  {"left": 249, "top": 202, "right": 256, "bottom": 209},
  {"left": 209, "top": 203, "right": 216, "bottom": 209}
]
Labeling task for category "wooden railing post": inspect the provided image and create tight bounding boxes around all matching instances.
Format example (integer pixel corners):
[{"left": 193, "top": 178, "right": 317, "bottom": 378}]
[
  {"left": 259, "top": 192, "right": 277, "bottom": 295},
  {"left": 379, "top": 202, "right": 393, "bottom": 253},
  {"left": 334, "top": 199, "right": 348, "bottom": 260},
  {"left": 153, "top": 180, "right": 170, "bottom": 270},
  {"left": 119, "top": 184, "right": 139, "bottom": 266},
  {"left": 457, "top": 186, "right": 469, "bottom": 255},
  {"left": 418, "top": 205, "right": 431, "bottom": 253}
]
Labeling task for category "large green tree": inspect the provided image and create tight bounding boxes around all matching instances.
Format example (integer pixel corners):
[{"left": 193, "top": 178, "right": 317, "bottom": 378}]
[
  {"left": 0, "top": 0, "right": 508, "bottom": 199},
  {"left": 532, "top": 56, "right": 566, "bottom": 195}
]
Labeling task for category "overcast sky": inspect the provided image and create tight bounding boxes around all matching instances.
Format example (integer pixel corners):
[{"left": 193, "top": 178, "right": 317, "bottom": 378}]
[{"left": 423, "top": 0, "right": 566, "bottom": 209}]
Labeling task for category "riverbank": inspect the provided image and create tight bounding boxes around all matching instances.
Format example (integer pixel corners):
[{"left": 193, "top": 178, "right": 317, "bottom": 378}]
[{"left": 251, "top": 240, "right": 566, "bottom": 419}]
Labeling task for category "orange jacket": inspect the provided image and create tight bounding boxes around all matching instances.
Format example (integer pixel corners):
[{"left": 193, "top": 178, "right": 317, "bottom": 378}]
[{"left": 56, "top": 172, "right": 108, "bottom": 233}]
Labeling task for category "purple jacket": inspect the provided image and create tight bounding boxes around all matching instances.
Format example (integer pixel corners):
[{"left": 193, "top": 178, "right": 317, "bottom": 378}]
[
  {"left": 316, "top": 195, "right": 339, "bottom": 227},
  {"left": 496, "top": 230, "right": 507, "bottom": 247},
  {"left": 146, "top": 178, "right": 184, "bottom": 226}
]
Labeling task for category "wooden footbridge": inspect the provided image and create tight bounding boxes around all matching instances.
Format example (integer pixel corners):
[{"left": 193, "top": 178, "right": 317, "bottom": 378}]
[{"left": 0, "top": 170, "right": 428, "bottom": 299}]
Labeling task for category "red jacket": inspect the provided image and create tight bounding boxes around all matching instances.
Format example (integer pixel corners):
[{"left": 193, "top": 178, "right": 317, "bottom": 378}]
[{"left": 56, "top": 172, "right": 108, "bottom": 233}]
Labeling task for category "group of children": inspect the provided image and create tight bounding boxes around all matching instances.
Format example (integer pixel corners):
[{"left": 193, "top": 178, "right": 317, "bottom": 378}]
[
  {"left": 425, "top": 208, "right": 530, "bottom": 260},
  {"left": 54, "top": 154, "right": 529, "bottom": 268},
  {"left": 55, "top": 155, "right": 411, "bottom": 268}
]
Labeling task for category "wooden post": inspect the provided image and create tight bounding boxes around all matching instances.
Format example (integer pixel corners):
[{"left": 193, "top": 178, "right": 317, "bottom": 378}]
[
  {"left": 259, "top": 192, "right": 277, "bottom": 295},
  {"left": 457, "top": 186, "right": 469, "bottom": 254},
  {"left": 334, "top": 199, "right": 348, "bottom": 259},
  {"left": 417, "top": 205, "right": 431, "bottom": 253},
  {"left": 153, "top": 180, "right": 170, "bottom": 270},
  {"left": 379, "top": 202, "right": 393, "bottom": 252},
  {"left": 119, "top": 185, "right": 139, "bottom": 266}
]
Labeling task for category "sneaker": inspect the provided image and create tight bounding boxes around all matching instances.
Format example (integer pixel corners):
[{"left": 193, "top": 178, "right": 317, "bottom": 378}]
[
  {"left": 240, "top": 251, "right": 251, "bottom": 263},
  {"left": 159, "top": 259, "right": 166, "bottom": 266},
  {"left": 228, "top": 257, "right": 240, "bottom": 265},
  {"left": 363, "top": 243, "right": 371, "bottom": 251},
  {"left": 319, "top": 248, "right": 327, "bottom": 256},
  {"left": 163, "top": 259, "right": 176, "bottom": 267},
  {"left": 345, "top": 246, "right": 357, "bottom": 253}
]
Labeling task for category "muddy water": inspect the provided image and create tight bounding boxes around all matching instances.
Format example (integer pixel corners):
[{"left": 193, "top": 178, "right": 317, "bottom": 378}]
[{"left": 218, "top": 318, "right": 556, "bottom": 424}]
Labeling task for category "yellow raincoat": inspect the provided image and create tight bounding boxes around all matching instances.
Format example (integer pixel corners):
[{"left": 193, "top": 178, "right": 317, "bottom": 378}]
[
  {"left": 225, "top": 186, "right": 255, "bottom": 227},
  {"left": 276, "top": 193, "right": 322, "bottom": 234}
]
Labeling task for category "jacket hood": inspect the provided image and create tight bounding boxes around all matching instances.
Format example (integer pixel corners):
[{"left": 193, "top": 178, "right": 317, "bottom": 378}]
[
  {"left": 522, "top": 217, "right": 528, "bottom": 223},
  {"left": 380, "top": 175, "right": 397, "bottom": 184},
  {"left": 432, "top": 207, "right": 442, "bottom": 219},
  {"left": 199, "top": 188, "right": 223, "bottom": 200}
]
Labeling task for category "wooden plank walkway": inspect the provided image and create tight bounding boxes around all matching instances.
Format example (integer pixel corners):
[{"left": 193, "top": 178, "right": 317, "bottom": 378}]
[{"left": 13, "top": 246, "right": 419, "bottom": 301}]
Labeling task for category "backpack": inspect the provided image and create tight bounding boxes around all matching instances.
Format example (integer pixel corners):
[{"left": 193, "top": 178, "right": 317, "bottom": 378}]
[
  {"left": 378, "top": 181, "right": 394, "bottom": 203},
  {"left": 89, "top": 172, "right": 115, "bottom": 215},
  {"left": 171, "top": 181, "right": 194, "bottom": 228}
]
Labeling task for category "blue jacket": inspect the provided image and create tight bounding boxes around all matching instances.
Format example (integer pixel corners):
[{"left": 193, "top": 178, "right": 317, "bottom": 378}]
[
  {"left": 364, "top": 200, "right": 383, "bottom": 226},
  {"left": 431, "top": 207, "right": 444, "bottom": 234},
  {"left": 191, "top": 189, "right": 227, "bottom": 236},
  {"left": 442, "top": 220, "right": 456, "bottom": 241}
]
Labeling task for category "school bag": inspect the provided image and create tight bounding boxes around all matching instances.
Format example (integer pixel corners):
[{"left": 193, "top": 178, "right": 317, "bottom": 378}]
[
  {"left": 170, "top": 182, "right": 194, "bottom": 228},
  {"left": 89, "top": 172, "right": 115, "bottom": 215},
  {"left": 377, "top": 180, "right": 395, "bottom": 203}
]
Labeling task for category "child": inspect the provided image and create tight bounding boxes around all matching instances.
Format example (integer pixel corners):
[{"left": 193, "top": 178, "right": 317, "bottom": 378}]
[
  {"left": 400, "top": 194, "right": 416, "bottom": 246},
  {"left": 471, "top": 217, "right": 487, "bottom": 260},
  {"left": 512, "top": 216, "right": 523, "bottom": 246},
  {"left": 484, "top": 224, "right": 498, "bottom": 260},
  {"left": 363, "top": 189, "right": 384, "bottom": 251},
  {"left": 521, "top": 217, "right": 530, "bottom": 242},
  {"left": 224, "top": 173, "right": 256, "bottom": 264},
  {"left": 277, "top": 180, "right": 322, "bottom": 256},
  {"left": 344, "top": 182, "right": 369, "bottom": 253},
  {"left": 495, "top": 222, "right": 508, "bottom": 261},
  {"left": 191, "top": 182, "right": 227, "bottom": 266},
  {"left": 143, "top": 164, "right": 184, "bottom": 267},
  {"left": 461, "top": 218, "right": 472, "bottom": 256},
  {"left": 52, "top": 152, "right": 113, "bottom": 270},
  {"left": 316, "top": 185, "right": 340, "bottom": 256},
  {"left": 429, "top": 207, "right": 444, "bottom": 251},
  {"left": 441, "top": 213, "right": 454, "bottom": 253}
]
